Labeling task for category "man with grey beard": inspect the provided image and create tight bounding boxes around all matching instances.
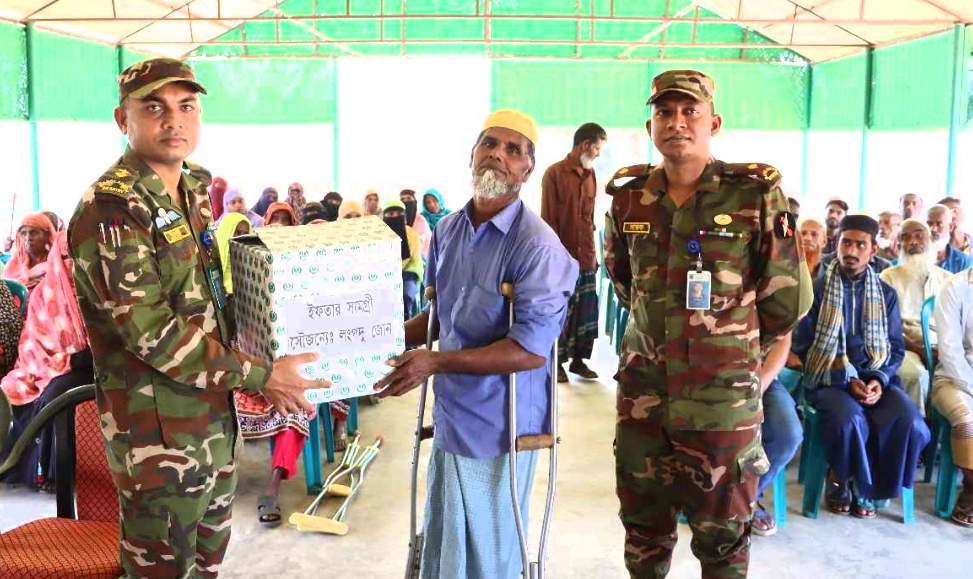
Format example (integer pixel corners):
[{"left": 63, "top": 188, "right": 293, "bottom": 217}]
[
  {"left": 376, "top": 110, "right": 578, "bottom": 579},
  {"left": 929, "top": 204, "right": 973, "bottom": 274},
  {"left": 880, "top": 219, "right": 951, "bottom": 415},
  {"left": 541, "top": 122, "right": 607, "bottom": 383}
]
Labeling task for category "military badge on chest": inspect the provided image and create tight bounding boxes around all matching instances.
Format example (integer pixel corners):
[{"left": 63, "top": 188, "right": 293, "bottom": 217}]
[{"left": 156, "top": 208, "right": 191, "bottom": 244}]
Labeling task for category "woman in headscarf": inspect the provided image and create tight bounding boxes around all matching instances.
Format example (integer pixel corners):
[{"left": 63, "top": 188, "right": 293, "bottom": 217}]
[
  {"left": 363, "top": 190, "right": 382, "bottom": 217},
  {"left": 264, "top": 202, "right": 299, "bottom": 227},
  {"left": 301, "top": 201, "right": 328, "bottom": 225},
  {"left": 399, "top": 190, "right": 431, "bottom": 258},
  {"left": 286, "top": 182, "right": 306, "bottom": 214},
  {"left": 2, "top": 213, "right": 57, "bottom": 294},
  {"left": 385, "top": 200, "right": 424, "bottom": 320},
  {"left": 215, "top": 213, "right": 251, "bottom": 295},
  {"left": 0, "top": 230, "right": 92, "bottom": 490},
  {"left": 221, "top": 187, "right": 265, "bottom": 228},
  {"left": 251, "top": 187, "right": 278, "bottom": 221},
  {"left": 422, "top": 189, "right": 451, "bottom": 231},
  {"left": 209, "top": 177, "right": 228, "bottom": 221},
  {"left": 338, "top": 200, "right": 364, "bottom": 219},
  {"left": 322, "top": 192, "right": 343, "bottom": 222}
]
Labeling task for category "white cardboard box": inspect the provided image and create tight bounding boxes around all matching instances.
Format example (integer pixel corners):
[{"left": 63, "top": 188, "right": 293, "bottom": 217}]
[{"left": 229, "top": 217, "right": 406, "bottom": 404}]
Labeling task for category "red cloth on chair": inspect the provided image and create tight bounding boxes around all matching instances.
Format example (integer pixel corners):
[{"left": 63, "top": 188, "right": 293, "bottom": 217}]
[
  {"left": 0, "top": 518, "right": 120, "bottom": 578},
  {"left": 75, "top": 399, "right": 117, "bottom": 521}
]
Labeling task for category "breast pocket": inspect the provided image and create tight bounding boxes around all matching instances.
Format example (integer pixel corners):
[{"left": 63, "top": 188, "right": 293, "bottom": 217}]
[
  {"left": 699, "top": 236, "right": 750, "bottom": 312},
  {"left": 450, "top": 282, "right": 506, "bottom": 348},
  {"left": 156, "top": 234, "right": 201, "bottom": 301},
  {"left": 628, "top": 233, "right": 665, "bottom": 297}
]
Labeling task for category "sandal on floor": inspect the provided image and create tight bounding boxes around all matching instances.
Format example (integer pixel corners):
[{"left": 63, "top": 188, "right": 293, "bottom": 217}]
[
  {"left": 257, "top": 495, "right": 282, "bottom": 528},
  {"left": 568, "top": 361, "right": 599, "bottom": 380},
  {"left": 852, "top": 497, "right": 877, "bottom": 519},
  {"left": 751, "top": 503, "right": 777, "bottom": 537},
  {"left": 826, "top": 476, "right": 851, "bottom": 515},
  {"left": 950, "top": 492, "right": 973, "bottom": 528}
]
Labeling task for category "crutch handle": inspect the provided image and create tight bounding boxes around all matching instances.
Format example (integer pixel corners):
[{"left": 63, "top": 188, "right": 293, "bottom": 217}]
[
  {"left": 424, "top": 286, "right": 436, "bottom": 300},
  {"left": 515, "top": 434, "right": 557, "bottom": 452},
  {"left": 501, "top": 282, "right": 514, "bottom": 300},
  {"left": 419, "top": 425, "right": 434, "bottom": 441}
]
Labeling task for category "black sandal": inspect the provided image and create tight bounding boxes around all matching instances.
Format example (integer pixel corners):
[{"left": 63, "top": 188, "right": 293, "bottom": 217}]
[
  {"left": 826, "top": 475, "right": 851, "bottom": 515},
  {"left": 257, "top": 495, "right": 282, "bottom": 528}
]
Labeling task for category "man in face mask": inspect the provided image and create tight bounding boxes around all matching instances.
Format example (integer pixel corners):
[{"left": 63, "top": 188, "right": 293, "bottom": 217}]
[
  {"left": 928, "top": 204, "right": 973, "bottom": 274},
  {"left": 880, "top": 219, "right": 951, "bottom": 415},
  {"left": 383, "top": 200, "right": 423, "bottom": 319},
  {"left": 400, "top": 189, "right": 431, "bottom": 258},
  {"left": 876, "top": 211, "right": 902, "bottom": 262},
  {"left": 321, "top": 192, "right": 343, "bottom": 222},
  {"left": 540, "top": 122, "right": 608, "bottom": 383}
]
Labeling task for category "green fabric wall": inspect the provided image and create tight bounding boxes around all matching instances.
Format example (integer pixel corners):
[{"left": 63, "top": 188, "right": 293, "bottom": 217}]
[
  {"left": 0, "top": 21, "right": 27, "bottom": 120},
  {"left": 29, "top": 29, "right": 117, "bottom": 121},
  {"left": 871, "top": 31, "right": 955, "bottom": 130}
]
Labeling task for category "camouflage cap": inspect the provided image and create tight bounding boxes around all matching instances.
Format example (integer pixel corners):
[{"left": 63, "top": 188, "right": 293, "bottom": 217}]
[
  {"left": 118, "top": 58, "right": 207, "bottom": 103},
  {"left": 647, "top": 69, "right": 715, "bottom": 105}
]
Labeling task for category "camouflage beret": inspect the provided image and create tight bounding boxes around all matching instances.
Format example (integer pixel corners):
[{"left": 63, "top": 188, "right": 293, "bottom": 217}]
[
  {"left": 647, "top": 70, "right": 715, "bottom": 105},
  {"left": 118, "top": 58, "right": 207, "bottom": 103}
]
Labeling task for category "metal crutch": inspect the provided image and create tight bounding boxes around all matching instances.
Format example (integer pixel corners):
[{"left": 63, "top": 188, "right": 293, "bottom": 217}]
[
  {"left": 289, "top": 434, "right": 361, "bottom": 532},
  {"left": 501, "top": 282, "right": 559, "bottom": 579},
  {"left": 405, "top": 287, "right": 439, "bottom": 579}
]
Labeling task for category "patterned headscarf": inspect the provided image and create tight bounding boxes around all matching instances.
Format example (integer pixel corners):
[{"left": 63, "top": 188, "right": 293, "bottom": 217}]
[
  {"left": 0, "top": 281, "right": 24, "bottom": 377},
  {"left": 421, "top": 189, "right": 450, "bottom": 230},
  {"left": 1, "top": 231, "right": 88, "bottom": 406}
]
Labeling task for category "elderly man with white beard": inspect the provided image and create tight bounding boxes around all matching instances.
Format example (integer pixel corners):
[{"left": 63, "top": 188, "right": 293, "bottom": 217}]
[
  {"left": 928, "top": 204, "right": 973, "bottom": 274},
  {"left": 880, "top": 219, "right": 951, "bottom": 415},
  {"left": 376, "top": 110, "right": 579, "bottom": 579}
]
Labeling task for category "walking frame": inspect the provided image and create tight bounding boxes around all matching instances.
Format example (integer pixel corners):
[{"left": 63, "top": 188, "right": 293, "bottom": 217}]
[{"left": 404, "top": 283, "right": 560, "bottom": 579}]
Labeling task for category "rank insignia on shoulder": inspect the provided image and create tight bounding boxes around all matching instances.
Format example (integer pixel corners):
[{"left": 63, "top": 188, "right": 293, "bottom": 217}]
[
  {"left": 96, "top": 178, "right": 133, "bottom": 198},
  {"left": 623, "top": 222, "right": 651, "bottom": 234},
  {"left": 775, "top": 212, "right": 797, "bottom": 239}
]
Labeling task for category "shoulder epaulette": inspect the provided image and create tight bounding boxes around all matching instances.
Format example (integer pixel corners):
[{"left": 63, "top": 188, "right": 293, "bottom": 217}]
[
  {"left": 92, "top": 165, "right": 140, "bottom": 201},
  {"left": 184, "top": 160, "right": 213, "bottom": 188},
  {"left": 606, "top": 164, "right": 654, "bottom": 197},
  {"left": 723, "top": 163, "right": 781, "bottom": 189}
]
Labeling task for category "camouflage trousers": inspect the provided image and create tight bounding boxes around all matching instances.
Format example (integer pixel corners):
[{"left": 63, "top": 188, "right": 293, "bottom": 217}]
[
  {"left": 616, "top": 358, "right": 767, "bottom": 579},
  {"left": 118, "top": 461, "right": 237, "bottom": 579}
]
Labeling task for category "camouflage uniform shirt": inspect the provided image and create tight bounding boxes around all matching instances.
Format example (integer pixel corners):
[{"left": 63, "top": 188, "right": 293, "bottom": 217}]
[
  {"left": 69, "top": 148, "right": 271, "bottom": 491},
  {"left": 605, "top": 159, "right": 811, "bottom": 431}
]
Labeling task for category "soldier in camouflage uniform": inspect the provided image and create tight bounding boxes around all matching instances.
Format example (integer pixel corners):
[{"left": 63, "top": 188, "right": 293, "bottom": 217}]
[
  {"left": 68, "top": 58, "right": 322, "bottom": 579},
  {"left": 604, "top": 70, "right": 812, "bottom": 578}
]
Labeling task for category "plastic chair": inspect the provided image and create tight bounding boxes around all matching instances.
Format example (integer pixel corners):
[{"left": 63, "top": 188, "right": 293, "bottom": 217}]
[
  {"left": 920, "top": 296, "right": 939, "bottom": 483},
  {"left": 920, "top": 294, "right": 965, "bottom": 517},
  {"left": 3, "top": 279, "right": 27, "bottom": 314},
  {"left": 800, "top": 401, "right": 915, "bottom": 524}
]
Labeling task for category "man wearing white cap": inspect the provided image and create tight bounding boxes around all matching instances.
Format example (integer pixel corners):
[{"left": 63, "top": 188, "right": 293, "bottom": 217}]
[{"left": 376, "top": 110, "right": 579, "bottom": 578}]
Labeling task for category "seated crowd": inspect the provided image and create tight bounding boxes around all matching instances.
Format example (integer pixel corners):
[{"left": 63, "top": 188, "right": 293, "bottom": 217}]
[
  {"left": 2, "top": 185, "right": 972, "bottom": 538},
  {"left": 744, "top": 192, "right": 973, "bottom": 535},
  {"left": 0, "top": 183, "right": 450, "bottom": 527}
]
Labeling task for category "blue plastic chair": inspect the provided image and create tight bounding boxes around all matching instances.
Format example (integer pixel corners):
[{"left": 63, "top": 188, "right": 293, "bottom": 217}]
[
  {"left": 271, "top": 398, "right": 360, "bottom": 495},
  {"left": 614, "top": 307, "right": 629, "bottom": 356},
  {"left": 921, "top": 296, "right": 939, "bottom": 484},
  {"left": 921, "top": 295, "right": 962, "bottom": 517},
  {"left": 3, "top": 279, "right": 27, "bottom": 314},
  {"left": 800, "top": 401, "right": 915, "bottom": 524}
]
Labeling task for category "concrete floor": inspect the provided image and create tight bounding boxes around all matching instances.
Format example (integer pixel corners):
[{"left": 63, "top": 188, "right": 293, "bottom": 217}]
[{"left": 2, "top": 340, "right": 972, "bottom": 578}]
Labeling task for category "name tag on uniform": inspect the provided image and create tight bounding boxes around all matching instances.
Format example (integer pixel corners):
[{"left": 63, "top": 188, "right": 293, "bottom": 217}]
[
  {"left": 162, "top": 224, "right": 191, "bottom": 244},
  {"left": 686, "top": 271, "right": 712, "bottom": 311},
  {"left": 623, "top": 222, "right": 651, "bottom": 234}
]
